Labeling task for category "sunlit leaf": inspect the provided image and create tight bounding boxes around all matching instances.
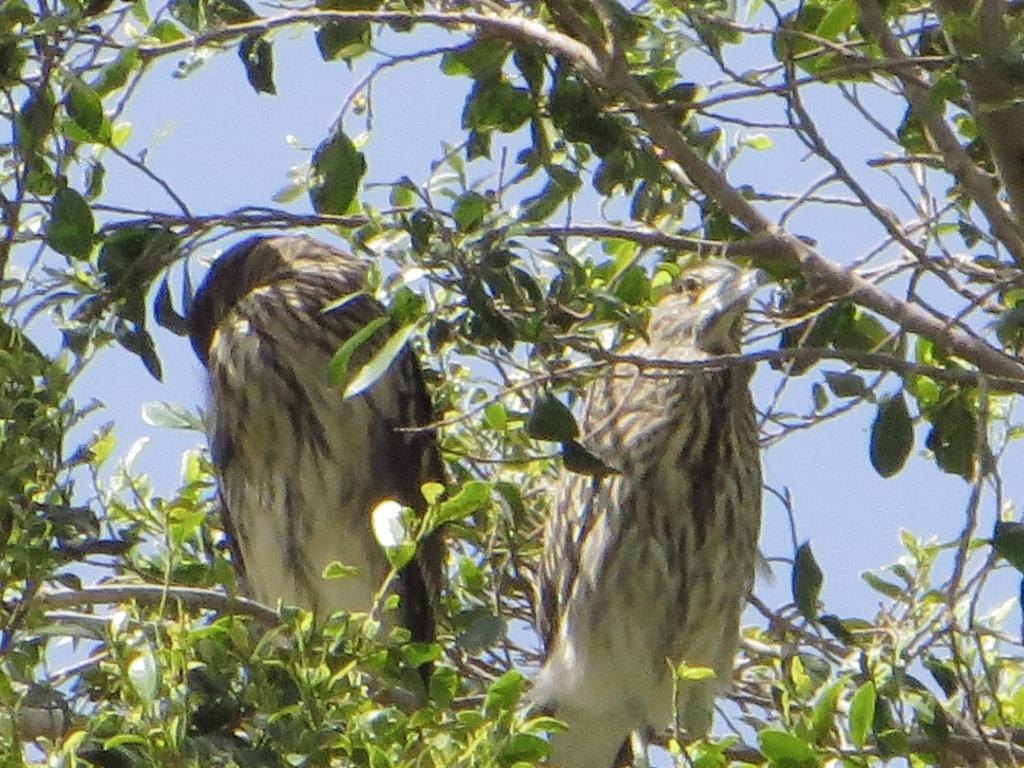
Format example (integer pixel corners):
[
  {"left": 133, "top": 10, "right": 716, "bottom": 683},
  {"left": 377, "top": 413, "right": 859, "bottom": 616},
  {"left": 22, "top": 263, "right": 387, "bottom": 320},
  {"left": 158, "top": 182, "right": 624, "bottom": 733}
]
[
  {"left": 484, "top": 670, "right": 525, "bottom": 715},
  {"left": 849, "top": 682, "right": 876, "bottom": 747},
  {"left": 343, "top": 323, "right": 415, "bottom": 399},
  {"left": 141, "top": 401, "right": 202, "bottom": 431},
  {"left": 758, "top": 729, "right": 817, "bottom": 768},
  {"left": 326, "top": 315, "right": 389, "bottom": 386},
  {"left": 434, "top": 481, "right": 491, "bottom": 526}
]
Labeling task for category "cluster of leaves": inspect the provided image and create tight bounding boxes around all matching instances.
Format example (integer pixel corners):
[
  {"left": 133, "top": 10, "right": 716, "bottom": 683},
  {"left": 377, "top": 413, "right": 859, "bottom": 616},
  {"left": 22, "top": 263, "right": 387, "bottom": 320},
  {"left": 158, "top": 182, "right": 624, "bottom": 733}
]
[
  {"left": 777, "top": 302, "right": 987, "bottom": 481},
  {"left": 0, "top": 323, "right": 71, "bottom": 639},
  {"left": 728, "top": 532, "right": 1024, "bottom": 768}
]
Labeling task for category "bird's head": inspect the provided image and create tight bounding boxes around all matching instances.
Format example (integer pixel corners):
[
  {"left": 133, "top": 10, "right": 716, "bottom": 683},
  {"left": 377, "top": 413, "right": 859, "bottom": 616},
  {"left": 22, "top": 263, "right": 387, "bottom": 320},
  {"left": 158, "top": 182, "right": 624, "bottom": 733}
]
[
  {"left": 649, "top": 259, "right": 762, "bottom": 356},
  {"left": 187, "top": 236, "right": 366, "bottom": 365}
]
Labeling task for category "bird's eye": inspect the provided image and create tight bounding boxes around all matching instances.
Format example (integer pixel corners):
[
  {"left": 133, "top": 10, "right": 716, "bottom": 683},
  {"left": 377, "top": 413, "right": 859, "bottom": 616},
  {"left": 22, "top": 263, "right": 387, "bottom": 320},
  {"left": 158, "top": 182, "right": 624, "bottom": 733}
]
[{"left": 680, "top": 277, "right": 702, "bottom": 296}]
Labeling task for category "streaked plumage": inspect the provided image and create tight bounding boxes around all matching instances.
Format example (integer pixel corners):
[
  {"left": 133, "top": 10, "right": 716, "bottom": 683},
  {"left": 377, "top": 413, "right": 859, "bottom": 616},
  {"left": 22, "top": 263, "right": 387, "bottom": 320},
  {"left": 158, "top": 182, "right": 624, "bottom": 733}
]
[
  {"left": 536, "top": 261, "right": 763, "bottom": 768},
  {"left": 188, "top": 235, "right": 442, "bottom": 643}
]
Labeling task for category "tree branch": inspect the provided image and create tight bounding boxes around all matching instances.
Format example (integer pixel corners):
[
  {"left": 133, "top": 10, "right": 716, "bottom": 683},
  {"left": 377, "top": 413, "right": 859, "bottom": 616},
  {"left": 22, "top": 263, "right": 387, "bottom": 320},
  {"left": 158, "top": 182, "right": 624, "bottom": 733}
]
[
  {"left": 855, "top": 0, "right": 1024, "bottom": 266},
  {"left": 37, "top": 585, "right": 280, "bottom": 626},
  {"left": 133, "top": 8, "right": 1024, "bottom": 381},
  {"left": 933, "top": 0, "right": 1024, "bottom": 228}
]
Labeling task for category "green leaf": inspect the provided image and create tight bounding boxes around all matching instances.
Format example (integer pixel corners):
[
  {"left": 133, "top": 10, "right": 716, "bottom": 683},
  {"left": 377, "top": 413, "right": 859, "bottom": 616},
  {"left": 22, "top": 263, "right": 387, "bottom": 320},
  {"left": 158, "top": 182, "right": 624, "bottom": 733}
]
[
  {"left": 344, "top": 323, "right": 416, "bottom": 399},
  {"left": 923, "top": 656, "right": 958, "bottom": 698},
  {"left": 561, "top": 440, "right": 618, "bottom": 478},
  {"left": 387, "top": 286, "right": 426, "bottom": 327},
  {"left": 457, "top": 607, "right": 505, "bottom": 652},
  {"left": 452, "top": 191, "right": 491, "bottom": 232},
  {"left": 322, "top": 561, "right": 360, "bottom": 579},
  {"left": 862, "top": 571, "right": 908, "bottom": 601},
  {"left": 815, "top": 0, "right": 857, "bottom": 40},
  {"left": 905, "top": 374, "right": 940, "bottom": 408},
  {"left": 384, "top": 541, "right": 416, "bottom": 570},
  {"left": 613, "top": 265, "right": 649, "bottom": 305},
  {"left": 146, "top": 21, "right": 185, "bottom": 44},
  {"left": 822, "top": 370, "right": 867, "bottom": 398},
  {"left": 811, "top": 383, "right": 828, "bottom": 411},
  {"left": 549, "top": 75, "right": 628, "bottom": 156},
  {"left": 525, "top": 394, "right": 578, "bottom": 441},
  {"left": 403, "top": 642, "right": 442, "bottom": 669},
  {"left": 993, "top": 521, "right": 1024, "bottom": 573},
  {"left": 521, "top": 166, "right": 580, "bottom": 222},
  {"left": 326, "top": 315, "right": 389, "bottom": 386},
  {"left": 420, "top": 481, "right": 444, "bottom": 505},
  {"left": 818, "top": 614, "right": 857, "bottom": 644},
  {"left": 66, "top": 79, "right": 110, "bottom": 142},
  {"left": 46, "top": 185, "right": 95, "bottom": 259},
  {"left": 792, "top": 541, "right": 823, "bottom": 621},
  {"left": 310, "top": 128, "right": 366, "bottom": 215},
  {"left": 322, "top": 289, "right": 368, "bottom": 315},
  {"left": 127, "top": 650, "right": 159, "bottom": 703},
  {"left": 743, "top": 133, "right": 773, "bottom": 150},
  {"left": 484, "top": 402, "right": 508, "bottom": 430},
  {"left": 870, "top": 393, "right": 914, "bottom": 478},
  {"left": 497, "top": 734, "right": 549, "bottom": 767},
  {"left": 429, "top": 665, "right": 458, "bottom": 707},
  {"left": 434, "top": 481, "right": 491, "bottom": 526},
  {"left": 758, "top": 729, "right": 818, "bottom": 768},
  {"left": 924, "top": 394, "right": 976, "bottom": 479},
  {"left": 389, "top": 179, "right": 415, "bottom": 207},
  {"left": 462, "top": 80, "right": 533, "bottom": 132},
  {"left": 513, "top": 46, "right": 545, "bottom": 93},
  {"left": 849, "top": 682, "right": 876, "bottom": 747},
  {"left": 0, "top": 35, "right": 26, "bottom": 88},
  {"left": 315, "top": 15, "right": 371, "bottom": 61},
  {"left": 808, "top": 678, "right": 846, "bottom": 743},
  {"left": 98, "top": 226, "right": 179, "bottom": 324},
  {"left": 409, "top": 209, "right": 434, "bottom": 253},
  {"left": 674, "top": 662, "right": 716, "bottom": 681},
  {"left": 118, "top": 325, "right": 163, "bottom": 381},
  {"left": 484, "top": 670, "right": 525, "bottom": 715},
  {"left": 440, "top": 38, "right": 510, "bottom": 79},
  {"left": 238, "top": 33, "right": 275, "bottom": 95},
  {"left": 140, "top": 401, "right": 202, "bottom": 430},
  {"left": 153, "top": 277, "right": 188, "bottom": 336}
]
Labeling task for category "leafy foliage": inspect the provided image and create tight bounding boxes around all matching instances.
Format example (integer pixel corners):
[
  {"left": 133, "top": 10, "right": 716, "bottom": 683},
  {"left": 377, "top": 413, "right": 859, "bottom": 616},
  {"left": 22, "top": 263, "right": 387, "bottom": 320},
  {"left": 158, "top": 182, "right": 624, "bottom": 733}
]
[{"left": 2, "top": 0, "right": 1024, "bottom": 764}]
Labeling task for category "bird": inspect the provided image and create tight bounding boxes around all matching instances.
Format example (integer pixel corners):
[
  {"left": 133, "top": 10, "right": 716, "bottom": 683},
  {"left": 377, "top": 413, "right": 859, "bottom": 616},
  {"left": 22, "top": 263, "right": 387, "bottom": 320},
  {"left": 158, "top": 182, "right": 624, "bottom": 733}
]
[
  {"left": 534, "top": 259, "right": 763, "bottom": 768},
  {"left": 187, "top": 235, "right": 443, "bottom": 647}
]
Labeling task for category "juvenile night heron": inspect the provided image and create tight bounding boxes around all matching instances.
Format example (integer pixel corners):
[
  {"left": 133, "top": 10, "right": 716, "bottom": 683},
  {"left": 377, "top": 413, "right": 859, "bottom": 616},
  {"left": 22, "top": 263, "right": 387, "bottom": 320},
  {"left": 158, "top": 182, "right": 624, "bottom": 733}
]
[
  {"left": 535, "top": 260, "right": 763, "bottom": 768},
  {"left": 188, "top": 235, "right": 443, "bottom": 644}
]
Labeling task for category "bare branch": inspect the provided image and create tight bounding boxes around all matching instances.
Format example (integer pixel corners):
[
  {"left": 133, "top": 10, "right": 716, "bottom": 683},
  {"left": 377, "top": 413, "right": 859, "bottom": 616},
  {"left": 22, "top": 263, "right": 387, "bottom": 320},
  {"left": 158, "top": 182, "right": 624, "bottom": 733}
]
[{"left": 36, "top": 585, "right": 281, "bottom": 626}]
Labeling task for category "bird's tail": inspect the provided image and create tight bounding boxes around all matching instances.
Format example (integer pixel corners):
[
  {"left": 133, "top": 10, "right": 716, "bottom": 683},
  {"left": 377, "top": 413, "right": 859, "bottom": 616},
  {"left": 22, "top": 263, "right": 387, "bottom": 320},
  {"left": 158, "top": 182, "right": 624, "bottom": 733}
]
[{"left": 545, "top": 704, "right": 633, "bottom": 768}]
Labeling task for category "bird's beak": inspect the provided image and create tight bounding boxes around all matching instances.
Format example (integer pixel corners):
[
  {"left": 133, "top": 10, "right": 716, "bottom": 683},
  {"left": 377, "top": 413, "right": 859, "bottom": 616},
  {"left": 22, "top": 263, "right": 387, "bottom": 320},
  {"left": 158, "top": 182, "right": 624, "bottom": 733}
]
[{"left": 697, "top": 269, "right": 764, "bottom": 352}]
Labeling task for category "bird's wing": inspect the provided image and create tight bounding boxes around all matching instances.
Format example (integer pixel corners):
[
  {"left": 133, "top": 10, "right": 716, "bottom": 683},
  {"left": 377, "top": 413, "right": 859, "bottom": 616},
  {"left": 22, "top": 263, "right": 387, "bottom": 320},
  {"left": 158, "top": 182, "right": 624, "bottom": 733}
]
[
  {"left": 537, "top": 371, "right": 629, "bottom": 653},
  {"left": 369, "top": 348, "right": 446, "bottom": 644}
]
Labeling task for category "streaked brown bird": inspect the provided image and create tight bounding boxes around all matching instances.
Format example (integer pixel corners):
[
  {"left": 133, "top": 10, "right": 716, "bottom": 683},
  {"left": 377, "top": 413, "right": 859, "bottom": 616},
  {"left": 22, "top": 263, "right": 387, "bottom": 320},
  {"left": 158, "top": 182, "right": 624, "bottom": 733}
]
[
  {"left": 188, "top": 235, "right": 443, "bottom": 645},
  {"left": 535, "top": 260, "right": 763, "bottom": 768}
]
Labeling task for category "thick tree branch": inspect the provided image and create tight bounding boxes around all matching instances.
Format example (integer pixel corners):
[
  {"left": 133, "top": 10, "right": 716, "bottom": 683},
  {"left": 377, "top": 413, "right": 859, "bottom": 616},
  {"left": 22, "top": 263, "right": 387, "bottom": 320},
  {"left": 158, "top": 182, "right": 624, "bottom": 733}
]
[
  {"left": 37, "top": 585, "right": 280, "bottom": 626},
  {"left": 855, "top": 0, "right": 1024, "bottom": 266},
  {"left": 588, "top": 345, "right": 1024, "bottom": 395},
  {"left": 933, "top": 0, "right": 1024, "bottom": 227},
  {"left": 617, "top": 93, "right": 1024, "bottom": 380},
  {"left": 133, "top": 9, "right": 1024, "bottom": 381}
]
